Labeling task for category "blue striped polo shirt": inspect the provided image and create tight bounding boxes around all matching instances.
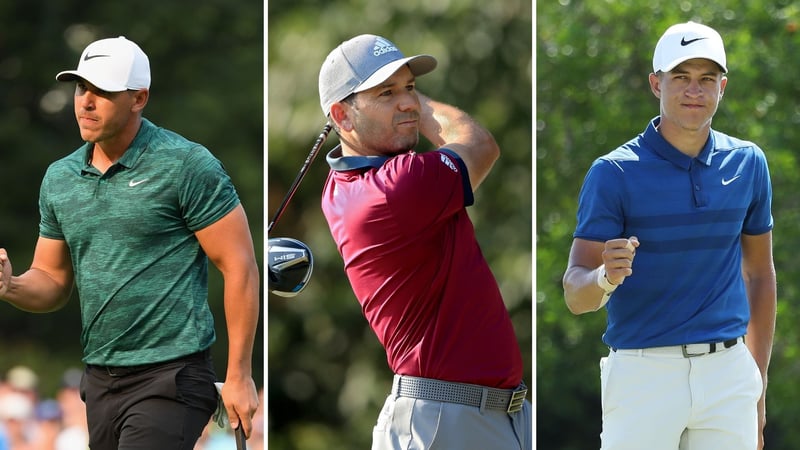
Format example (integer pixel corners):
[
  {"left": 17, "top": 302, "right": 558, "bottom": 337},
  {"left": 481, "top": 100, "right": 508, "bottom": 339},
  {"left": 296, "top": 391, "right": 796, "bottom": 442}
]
[{"left": 574, "top": 116, "right": 773, "bottom": 349}]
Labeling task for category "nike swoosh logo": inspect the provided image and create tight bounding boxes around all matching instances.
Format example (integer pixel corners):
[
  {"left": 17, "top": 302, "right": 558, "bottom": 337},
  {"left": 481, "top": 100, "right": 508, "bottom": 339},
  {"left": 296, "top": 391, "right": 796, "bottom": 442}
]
[
  {"left": 721, "top": 175, "right": 741, "bottom": 186},
  {"left": 681, "top": 37, "right": 707, "bottom": 46},
  {"left": 83, "top": 53, "right": 110, "bottom": 61},
  {"left": 129, "top": 179, "right": 149, "bottom": 187}
]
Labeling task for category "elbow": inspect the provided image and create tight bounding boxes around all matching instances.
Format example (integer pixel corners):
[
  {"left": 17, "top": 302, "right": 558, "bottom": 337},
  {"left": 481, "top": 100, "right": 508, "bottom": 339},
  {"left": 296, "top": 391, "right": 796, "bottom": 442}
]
[
  {"left": 50, "top": 291, "right": 72, "bottom": 312},
  {"left": 40, "top": 279, "right": 75, "bottom": 312},
  {"left": 562, "top": 272, "right": 593, "bottom": 315},
  {"left": 484, "top": 131, "right": 500, "bottom": 164},
  {"left": 562, "top": 279, "right": 580, "bottom": 315},
  {"left": 566, "top": 299, "right": 597, "bottom": 316},
  {"left": 564, "top": 293, "right": 588, "bottom": 315},
  {"left": 34, "top": 290, "right": 72, "bottom": 313},
  {"left": 565, "top": 299, "right": 581, "bottom": 315}
]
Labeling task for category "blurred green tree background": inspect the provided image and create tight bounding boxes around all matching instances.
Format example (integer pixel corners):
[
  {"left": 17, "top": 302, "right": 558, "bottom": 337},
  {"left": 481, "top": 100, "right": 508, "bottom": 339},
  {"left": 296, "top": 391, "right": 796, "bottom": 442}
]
[
  {"left": 538, "top": 1, "right": 800, "bottom": 449},
  {"left": 268, "top": 0, "right": 532, "bottom": 448},
  {"left": 0, "top": 0, "right": 263, "bottom": 396}
]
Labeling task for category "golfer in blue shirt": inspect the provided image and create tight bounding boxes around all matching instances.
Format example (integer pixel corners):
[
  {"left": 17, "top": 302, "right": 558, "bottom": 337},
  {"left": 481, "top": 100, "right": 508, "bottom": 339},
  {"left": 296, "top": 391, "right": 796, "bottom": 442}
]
[{"left": 563, "top": 21, "right": 776, "bottom": 450}]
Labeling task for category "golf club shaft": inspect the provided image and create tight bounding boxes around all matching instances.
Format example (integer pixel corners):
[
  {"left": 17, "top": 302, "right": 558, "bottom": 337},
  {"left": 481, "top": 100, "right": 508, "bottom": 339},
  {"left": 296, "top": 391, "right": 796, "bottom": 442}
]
[
  {"left": 235, "top": 424, "right": 247, "bottom": 450},
  {"left": 268, "top": 123, "right": 332, "bottom": 234}
]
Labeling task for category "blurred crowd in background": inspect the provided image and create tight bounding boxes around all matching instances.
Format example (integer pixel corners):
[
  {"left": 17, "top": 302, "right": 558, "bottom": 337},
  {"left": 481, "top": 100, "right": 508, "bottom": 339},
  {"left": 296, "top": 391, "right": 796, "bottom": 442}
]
[
  {"left": 0, "top": 365, "right": 87, "bottom": 450},
  {"left": 0, "top": 365, "right": 264, "bottom": 450}
]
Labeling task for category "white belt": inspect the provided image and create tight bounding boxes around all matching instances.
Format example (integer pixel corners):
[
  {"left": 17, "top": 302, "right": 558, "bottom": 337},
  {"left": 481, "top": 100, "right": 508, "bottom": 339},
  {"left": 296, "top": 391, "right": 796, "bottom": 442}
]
[{"left": 612, "top": 336, "right": 744, "bottom": 358}]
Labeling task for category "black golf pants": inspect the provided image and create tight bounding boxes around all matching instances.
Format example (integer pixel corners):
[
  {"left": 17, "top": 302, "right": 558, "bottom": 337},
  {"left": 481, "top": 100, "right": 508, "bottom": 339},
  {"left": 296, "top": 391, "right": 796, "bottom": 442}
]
[{"left": 81, "top": 350, "right": 218, "bottom": 450}]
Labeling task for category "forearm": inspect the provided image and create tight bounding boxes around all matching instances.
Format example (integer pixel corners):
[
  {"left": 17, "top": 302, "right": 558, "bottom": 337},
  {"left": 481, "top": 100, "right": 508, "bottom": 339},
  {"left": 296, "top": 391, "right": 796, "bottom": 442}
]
[
  {"left": 417, "top": 93, "right": 487, "bottom": 145},
  {"left": 217, "top": 265, "right": 260, "bottom": 435},
  {"left": 417, "top": 93, "right": 499, "bottom": 189},
  {"left": 223, "top": 267, "right": 260, "bottom": 379},
  {"left": 746, "top": 276, "right": 777, "bottom": 379},
  {"left": 2, "top": 268, "right": 72, "bottom": 312},
  {"left": 563, "top": 265, "right": 609, "bottom": 315},
  {"left": 746, "top": 274, "right": 776, "bottom": 446}
]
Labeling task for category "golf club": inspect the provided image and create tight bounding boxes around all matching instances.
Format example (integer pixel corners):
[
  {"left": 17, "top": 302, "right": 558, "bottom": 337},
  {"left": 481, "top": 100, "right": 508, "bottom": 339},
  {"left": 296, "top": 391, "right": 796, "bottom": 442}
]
[
  {"left": 234, "top": 425, "right": 247, "bottom": 450},
  {"left": 213, "top": 382, "right": 248, "bottom": 449},
  {"left": 268, "top": 237, "right": 314, "bottom": 297},
  {"left": 267, "top": 123, "right": 332, "bottom": 234}
]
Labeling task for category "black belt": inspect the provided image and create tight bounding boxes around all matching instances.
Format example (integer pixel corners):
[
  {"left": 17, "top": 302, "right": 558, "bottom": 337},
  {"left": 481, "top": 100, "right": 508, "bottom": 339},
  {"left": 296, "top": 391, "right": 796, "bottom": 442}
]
[
  {"left": 680, "top": 337, "right": 742, "bottom": 357},
  {"left": 392, "top": 375, "right": 527, "bottom": 414},
  {"left": 88, "top": 348, "right": 210, "bottom": 377}
]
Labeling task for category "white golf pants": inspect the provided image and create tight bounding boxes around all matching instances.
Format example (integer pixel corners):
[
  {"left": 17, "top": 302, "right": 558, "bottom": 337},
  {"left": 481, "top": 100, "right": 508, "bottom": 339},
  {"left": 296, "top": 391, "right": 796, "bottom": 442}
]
[{"left": 599, "top": 340, "right": 762, "bottom": 450}]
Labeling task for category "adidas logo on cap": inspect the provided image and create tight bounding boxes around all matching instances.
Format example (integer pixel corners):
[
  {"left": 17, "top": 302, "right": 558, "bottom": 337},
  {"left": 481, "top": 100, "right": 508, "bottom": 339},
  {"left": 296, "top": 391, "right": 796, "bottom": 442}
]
[{"left": 373, "top": 37, "right": 399, "bottom": 57}]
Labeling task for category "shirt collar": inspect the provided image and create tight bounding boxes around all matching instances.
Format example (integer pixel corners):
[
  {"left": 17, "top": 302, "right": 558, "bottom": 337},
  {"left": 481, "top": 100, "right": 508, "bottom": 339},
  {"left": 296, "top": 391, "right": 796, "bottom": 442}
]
[
  {"left": 644, "top": 116, "right": 715, "bottom": 169},
  {"left": 326, "top": 144, "right": 391, "bottom": 171},
  {"left": 117, "top": 118, "right": 156, "bottom": 169},
  {"left": 81, "top": 118, "right": 156, "bottom": 172}
]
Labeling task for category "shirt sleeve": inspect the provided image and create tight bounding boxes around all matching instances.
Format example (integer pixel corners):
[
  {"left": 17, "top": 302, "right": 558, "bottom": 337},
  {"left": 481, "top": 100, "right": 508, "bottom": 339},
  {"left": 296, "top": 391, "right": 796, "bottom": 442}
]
[
  {"left": 178, "top": 146, "right": 241, "bottom": 231},
  {"left": 573, "top": 157, "right": 626, "bottom": 242},
  {"left": 382, "top": 149, "right": 472, "bottom": 234},
  {"left": 38, "top": 165, "right": 65, "bottom": 240},
  {"left": 742, "top": 145, "right": 774, "bottom": 235}
]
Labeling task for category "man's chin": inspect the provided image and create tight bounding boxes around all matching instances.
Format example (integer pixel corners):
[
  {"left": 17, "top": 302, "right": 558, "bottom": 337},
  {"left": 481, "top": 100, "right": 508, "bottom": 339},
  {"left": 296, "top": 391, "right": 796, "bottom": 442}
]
[
  {"left": 374, "top": 136, "right": 419, "bottom": 156},
  {"left": 78, "top": 128, "right": 100, "bottom": 143},
  {"left": 393, "top": 136, "right": 419, "bottom": 153}
]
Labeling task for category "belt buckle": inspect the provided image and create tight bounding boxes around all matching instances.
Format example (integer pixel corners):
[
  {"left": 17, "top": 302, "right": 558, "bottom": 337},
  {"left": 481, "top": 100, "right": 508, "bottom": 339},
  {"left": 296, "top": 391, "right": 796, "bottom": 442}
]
[
  {"left": 506, "top": 388, "right": 527, "bottom": 413},
  {"left": 681, "top": 344, "right": 705, "bottom": 358}
]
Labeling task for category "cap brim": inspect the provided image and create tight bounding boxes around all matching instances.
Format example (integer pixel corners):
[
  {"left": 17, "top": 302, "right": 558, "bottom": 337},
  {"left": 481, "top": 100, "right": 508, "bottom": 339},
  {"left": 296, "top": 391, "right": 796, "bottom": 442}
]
[
  {"left": 658, "top": 56, "right": 728, "bottom": 74},
  {"left": 354, "top": 54, "right": 437, "bottom": 94},
  {"left": 55, "top": 70, "right": 129, "bottom": 92}
]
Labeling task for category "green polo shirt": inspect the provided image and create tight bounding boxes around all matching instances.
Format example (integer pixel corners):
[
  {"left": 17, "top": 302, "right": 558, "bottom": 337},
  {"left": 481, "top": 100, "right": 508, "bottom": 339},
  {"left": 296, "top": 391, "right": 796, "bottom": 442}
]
[{"left": 39, "top": 118, "right": 240, "bottom": 366}]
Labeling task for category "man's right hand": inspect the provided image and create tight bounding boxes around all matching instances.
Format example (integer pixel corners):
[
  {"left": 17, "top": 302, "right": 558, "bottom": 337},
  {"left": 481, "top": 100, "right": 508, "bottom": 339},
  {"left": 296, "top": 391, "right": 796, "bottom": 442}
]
[
  {"left": 0, "top": 249, "right": 12, "bottom": 298},
  {"left": 601, "top": 237, "right": 639, "bottom": 285}
]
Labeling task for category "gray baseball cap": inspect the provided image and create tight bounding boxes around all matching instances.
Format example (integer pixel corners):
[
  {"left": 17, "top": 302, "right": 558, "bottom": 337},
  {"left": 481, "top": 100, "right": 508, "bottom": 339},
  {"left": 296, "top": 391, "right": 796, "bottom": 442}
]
[{"left": 318, "top": 34, "right": 437, "bottom": 116}]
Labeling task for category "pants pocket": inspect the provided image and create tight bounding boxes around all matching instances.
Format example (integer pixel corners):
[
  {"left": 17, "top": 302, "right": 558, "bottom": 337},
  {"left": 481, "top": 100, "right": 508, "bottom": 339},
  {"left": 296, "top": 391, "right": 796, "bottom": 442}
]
[
  {"left": 175, "top": 360, "right": 218, "bottom": 415},
  {"left": 599, "top": 355, "right": 611, "bottom": 412},
  {"left": 371, "top": 397, "right": 443, "bottom": 450},
  {"left": 373, "top": 396, "right": 394, "bottom": 434}
]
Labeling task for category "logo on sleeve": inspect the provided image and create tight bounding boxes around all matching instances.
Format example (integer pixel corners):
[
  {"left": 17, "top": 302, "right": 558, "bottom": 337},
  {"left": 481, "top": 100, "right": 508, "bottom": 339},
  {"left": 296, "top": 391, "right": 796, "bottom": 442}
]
[{"left": 440, "top": 154, "right": 458, "bottom": 172}]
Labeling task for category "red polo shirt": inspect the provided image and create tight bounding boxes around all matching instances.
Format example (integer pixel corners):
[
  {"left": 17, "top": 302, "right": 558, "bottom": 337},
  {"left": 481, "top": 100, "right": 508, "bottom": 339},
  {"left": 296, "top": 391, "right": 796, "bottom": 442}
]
[{"left": 321, "top": 147, "right": 522, "bottom": 388}]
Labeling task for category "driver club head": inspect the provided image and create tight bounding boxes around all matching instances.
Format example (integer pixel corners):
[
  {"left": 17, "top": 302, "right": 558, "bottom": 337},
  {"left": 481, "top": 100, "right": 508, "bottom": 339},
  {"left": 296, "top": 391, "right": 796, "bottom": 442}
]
[{"left": 268, "top": 237, "right": 313, "bottom": 297}]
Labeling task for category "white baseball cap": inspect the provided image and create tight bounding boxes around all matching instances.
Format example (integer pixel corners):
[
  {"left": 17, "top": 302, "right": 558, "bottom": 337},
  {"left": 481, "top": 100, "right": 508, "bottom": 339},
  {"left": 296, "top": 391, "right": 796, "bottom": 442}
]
[
  {"left": 653, "top": 22, "right": 727, "bottom": 73},
  {"left": 56, "top": 36, "right": 151, "bottom": 92},
  {"left": 318, "top": 34, "right": 437, "bottom": 116}
]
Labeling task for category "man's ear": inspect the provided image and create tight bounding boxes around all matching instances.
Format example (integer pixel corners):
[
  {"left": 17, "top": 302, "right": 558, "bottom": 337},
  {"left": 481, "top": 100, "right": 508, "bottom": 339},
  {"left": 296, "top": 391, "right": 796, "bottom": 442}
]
[
  {"left": 132, "top": 89, "right": 149, "bottom": 112},
  {"left": 330, "top": 102, "right": 353, "bottom": 132},
  {"left": 648, "top": 72, "right": 661, "bottom": 99}
]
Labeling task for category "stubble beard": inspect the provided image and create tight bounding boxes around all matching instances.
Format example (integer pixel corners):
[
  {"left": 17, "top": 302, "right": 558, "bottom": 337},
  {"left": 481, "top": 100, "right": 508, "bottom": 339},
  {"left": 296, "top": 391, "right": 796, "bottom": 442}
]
[{"left": 384, "top": 132, "right": 419, "bottom": 156}]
